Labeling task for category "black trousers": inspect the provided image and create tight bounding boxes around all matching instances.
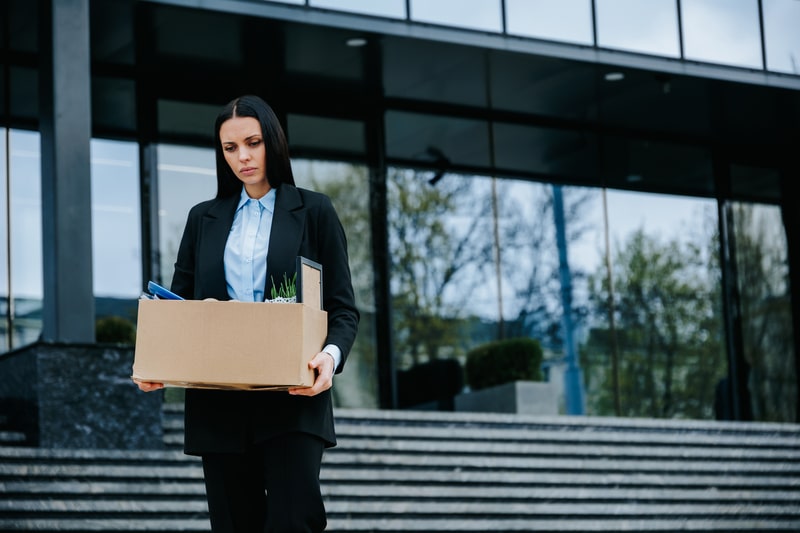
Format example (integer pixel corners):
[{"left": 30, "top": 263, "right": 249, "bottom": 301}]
[{"left": 201, "top": 432, "right": 327, "bottom": 533}]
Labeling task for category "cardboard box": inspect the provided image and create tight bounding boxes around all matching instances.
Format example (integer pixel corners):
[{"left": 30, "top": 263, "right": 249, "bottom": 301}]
[{"left": 132, "top": 300, "right": 327, "bottom": 390}]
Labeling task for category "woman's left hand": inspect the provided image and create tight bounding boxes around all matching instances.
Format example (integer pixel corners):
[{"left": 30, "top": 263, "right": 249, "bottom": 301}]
[{"left": 288, "top": 351, "right": 334, "bottom": 397}]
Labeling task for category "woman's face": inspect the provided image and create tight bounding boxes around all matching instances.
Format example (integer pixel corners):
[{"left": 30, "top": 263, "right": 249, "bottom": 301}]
[{"left": 220, "top": 116, "right": 270, "bottom": 198}]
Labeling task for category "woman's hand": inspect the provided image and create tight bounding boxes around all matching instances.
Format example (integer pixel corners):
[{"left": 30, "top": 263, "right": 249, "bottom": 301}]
[
  {"left": 133, "top": 378, "right": 165, "bottom": 392},
  {"left": 288, "top": 352, "right": 335, "bottom": 397}
]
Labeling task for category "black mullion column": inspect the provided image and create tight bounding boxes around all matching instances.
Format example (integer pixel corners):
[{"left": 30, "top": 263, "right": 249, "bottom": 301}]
[
  {"left": 134, "top": 2, "right": 161, "bottom": 288},
  {"left": 365, "top": 37, "right": 396, "bottom": 409}
]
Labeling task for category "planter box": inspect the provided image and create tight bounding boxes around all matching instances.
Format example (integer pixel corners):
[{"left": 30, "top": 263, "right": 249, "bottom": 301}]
[
  {"left": 454, "top": 380, "right": 558, "bottom": 415},
  {"left": 0, "top": 342, "right": 163, "bottom": 449}
]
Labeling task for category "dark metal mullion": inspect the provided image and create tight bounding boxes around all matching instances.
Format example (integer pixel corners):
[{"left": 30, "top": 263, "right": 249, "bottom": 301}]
[
  {"left": 134, "top": 2, "right": 159, "bottom": 288},
  {"left": 364, "top": 36, "right": 396, "bottom": 409},
  {"left": 2, "top": 0, "right": 13, "bottom": 350},
  {"left": 676, "top": 0, "right": 685, "bottom": 59},
  {"left": 757, "top": 0, "right": 767, "bottom": 71}
]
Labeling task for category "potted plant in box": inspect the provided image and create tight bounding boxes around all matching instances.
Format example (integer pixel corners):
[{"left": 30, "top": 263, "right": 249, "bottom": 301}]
[{"left": 268, "top": 272, "right": 297, "bottom": 303}]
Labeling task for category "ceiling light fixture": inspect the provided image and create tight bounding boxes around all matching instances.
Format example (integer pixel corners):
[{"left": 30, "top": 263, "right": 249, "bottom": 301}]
[
  {"left": 345, "top": 37, "right": 367, "bottom": 47},
  {"left": 604, "top": 71, "right": 625, "bottom": 82}
]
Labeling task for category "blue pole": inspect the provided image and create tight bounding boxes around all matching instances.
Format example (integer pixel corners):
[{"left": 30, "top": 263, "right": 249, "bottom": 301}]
[{"left": 553, "top": 185, "right": 585, "bottom": 415}]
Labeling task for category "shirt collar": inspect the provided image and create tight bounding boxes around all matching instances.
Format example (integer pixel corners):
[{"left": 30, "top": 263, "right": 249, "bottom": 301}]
[{"left": 237, "top": 187, "right": 276, "bottom": 214}]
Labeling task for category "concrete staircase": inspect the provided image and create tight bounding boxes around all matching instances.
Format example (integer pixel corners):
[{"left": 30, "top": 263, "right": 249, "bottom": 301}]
[{"left": 1, "top": 403, "right": 799, "bottom": 531}]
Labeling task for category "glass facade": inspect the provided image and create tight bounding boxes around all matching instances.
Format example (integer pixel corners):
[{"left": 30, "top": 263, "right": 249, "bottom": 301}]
[
  {"left": 294, "top": 160, "right": 378, "bottom": 408},
  {"left": 90, "top": 139, "right": 142, "bottom": 299},
  {"left": 505, "top": 0, "right": 593, "bottom": 45},
  {"left": 410, "top": 0, "right": 503, "bottom": 32},
  {"left": 4, "top": 130, "right": 43, "bottom": 350},
  {"left": 732, "top": 202, "right": 797, "bottom": 422},
  {"left": 763, "top": 0, "right": 800, "bottom": 74},
  {"left": 310, "top": 0, "right": 406, "bottom": 19},
  {"left": 155, "top": 144, "right": 216, "bottom": 284},
  {"left": 596, "top": 0, "right": 681, "bottom": 57},
  {"left": 1, "top": 0, "right": 796, "bottom": 423},
  {"left": 583, "top": 191, "right": 727, "bottom": 418},
  {"left": 0, "top": 132, "right": 145, "bottom": 349},
  {"left": 682, "top": 0, "right": 763, "bottom": 68},
  {"left": 266, "top": 0, "right": 798, "bottom": 75}
]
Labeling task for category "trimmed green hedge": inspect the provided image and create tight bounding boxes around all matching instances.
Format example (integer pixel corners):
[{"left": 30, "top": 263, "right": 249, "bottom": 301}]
[
  {"left": 95, "top": 315, "right": 136, "bottom": 345},
  {"left": 465, "top": 337, "right": 543, "bottom": 391}
]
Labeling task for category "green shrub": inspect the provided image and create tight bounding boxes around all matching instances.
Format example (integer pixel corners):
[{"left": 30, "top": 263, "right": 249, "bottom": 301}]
[
  {"left": 95, "top": 315, "right": 136, "bottom": 345},
  {"left": 464, "top": 337, "right": 543, "bottom": 391}
]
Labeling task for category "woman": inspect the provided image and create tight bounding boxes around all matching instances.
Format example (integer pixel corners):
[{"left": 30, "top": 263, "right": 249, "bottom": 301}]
[{"left": 135, "top": 95, "right": 359, "bottom": 532}]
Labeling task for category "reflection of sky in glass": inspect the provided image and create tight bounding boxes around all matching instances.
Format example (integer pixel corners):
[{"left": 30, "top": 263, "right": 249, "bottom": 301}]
[
  {"left": 297, "top": 0, "right": 794, "bottom": 74},
  {"left": 572, "top": 189, "right": 712, "bottom": 276},
  {"left": 682, "top": 0, "right": 763, "bottom": 68},
  {"left": 91, "top": 139, "right": 142, "bottom": 297},
  {"left": 9, "top": 130, "right": 42, "bottom": 299},
  {"left": 505, "top": 0, "right": 593, "bottom": 45},
  {"left": 311, "top": 0, "right": 406, "bottom": 19},
  {"left": 763, "top": 0, "right": 800, "bottom": 74},
  {"left": 410, "top": 0, "right": 502, "bottom": 32},
  {"left": 157, "top": 144, "right": 216, "bottom": 285},
  {"left": 0, "top": 130, "right": 6, "bottom": 295},
  {"left": 596, "top": 0, "right": 680, "bottom": 57},
  {"left": 5, "top": 134, "right": 146, "bottom": 299}
]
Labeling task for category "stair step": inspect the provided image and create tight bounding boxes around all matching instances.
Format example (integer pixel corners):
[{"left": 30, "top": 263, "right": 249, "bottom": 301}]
[
  {"left": 6, "top": 517, "right": 800, "bottom": 532},
  {"left": 2, "top": 407, "right": 799, "bottom": 532}
]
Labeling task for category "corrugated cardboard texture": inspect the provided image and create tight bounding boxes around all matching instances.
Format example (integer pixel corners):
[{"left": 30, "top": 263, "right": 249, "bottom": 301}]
[
  {"left": 132, "top": 300, "right": 327, "bottom": 390},
  {"left": 299, "top": 262, "right": 322, "bottom": 310}
]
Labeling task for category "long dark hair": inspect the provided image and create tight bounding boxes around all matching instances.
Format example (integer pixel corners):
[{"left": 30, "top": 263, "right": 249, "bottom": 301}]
[{"left": 214, "top": 95, "right": 295, "bottom": 198}]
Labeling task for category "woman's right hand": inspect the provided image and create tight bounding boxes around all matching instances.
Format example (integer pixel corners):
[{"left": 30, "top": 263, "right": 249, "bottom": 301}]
[{"left": 133, "top": 378, "right": 165, "bottom": 392}]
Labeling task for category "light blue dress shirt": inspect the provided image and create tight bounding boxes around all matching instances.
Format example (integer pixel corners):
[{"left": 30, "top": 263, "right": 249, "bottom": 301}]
[
  {"left": 224, "top": 188, "right": 275, "bottom": 303},
  {"left": 223, "top": 187, "right": 342, "bottom": 370}
]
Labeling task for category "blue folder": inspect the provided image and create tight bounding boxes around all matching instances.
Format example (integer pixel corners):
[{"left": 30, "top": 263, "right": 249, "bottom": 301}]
[{"left": 147, "top": 281, "right": 184, "bottom": 300}]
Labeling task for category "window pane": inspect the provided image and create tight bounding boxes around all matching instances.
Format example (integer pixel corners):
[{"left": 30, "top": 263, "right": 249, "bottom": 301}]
[
  {"left": 387, "top": 173, "right": 585, "bottom": 414},
  {"left": 0, "top": 130, "right": 7, "bottom": 352},
  {"left": 158, "top": 100, "right": 218, "bottom": 140},
  {"left": 9, "top": 130, "right": 43, "bottom": 347},
  {"left": 310, "top": 0, "right": 406, "bottom": 19},
  {"left": 505, "top": 0, "right": 593, "bottom": 45},
  {"left": 732, "top": 203, "right": 796, "bottom": 422},
  {"left": 91, "top": 139, "right": 142, "bottom": 328},
  {"left": 763, "top": 0, "right": 800, "bottom": 74},
  {"left": 385, "top": 111, "right": 491, "bottom": 169},
  {"left": 388, "top": 169, "right": 500, "bottom": 408},
  {"left": 382, "top": 39, "right": 488, "bottom": 107},
  {"left": 682, "top": 0, "right": 763, "bottom": 68},
  {"left": 582, "top": 190, "right": 725, "bottom": 419},
  {"left": 492, "top": 122, "right": 597, "bottom": 180},
  {"left": 293, "top": 159, "right": 378, "bottom": 408},
  {"left": 288, "top": 115, "right": 366, "bottom": 155},
  {"left": 596, "top": 0, "right": 680, "bottom": 57},
  {"left": 410, "top": 0, "right": 502, "bottom": 32},
  {"left": 156, "top": 145, "right": 216, "bottom": 285}
]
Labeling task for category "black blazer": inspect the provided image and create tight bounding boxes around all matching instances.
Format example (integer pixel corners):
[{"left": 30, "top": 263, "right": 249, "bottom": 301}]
[{"left": 171, "top": 184, "right": 359, "bottom": 455}]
